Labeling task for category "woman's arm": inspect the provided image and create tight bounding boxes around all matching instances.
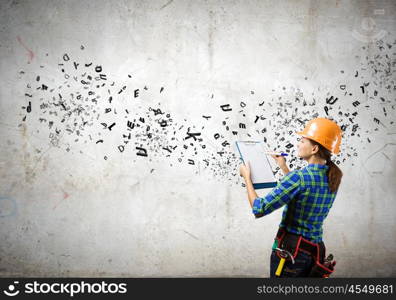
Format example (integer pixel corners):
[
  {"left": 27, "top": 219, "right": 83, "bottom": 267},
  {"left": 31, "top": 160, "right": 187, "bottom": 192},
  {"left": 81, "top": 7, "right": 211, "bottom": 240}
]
[
  {"left": 279, "top": 164, "right": 291, "bottom": 175},
  {"left": 244, "top": 176, "right": 259, "bottom": 209},
  {"left": 242, "top": 165, "right": 290, "bottom": 208},
  {"left": 272, "top": 155, "right": 290, "bottom": 175},
  {"left": 239, "top": 162, "right": 258, "bottom": 208},
  {"left": 239, "top": 155, "right": 291, "bottom": 209}
]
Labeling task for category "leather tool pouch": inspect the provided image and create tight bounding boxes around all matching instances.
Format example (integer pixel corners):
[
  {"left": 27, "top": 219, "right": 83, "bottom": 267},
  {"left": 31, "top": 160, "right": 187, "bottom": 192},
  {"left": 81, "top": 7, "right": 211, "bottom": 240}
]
[
  {"left": 308, "top": 260, "right": 335, "bottom": 278},
  {"left": 275, "top": 232, "right": 302, "bottom": 261},
  {"left": 308, "top": 243, "right": 335, "bottom": 278}
]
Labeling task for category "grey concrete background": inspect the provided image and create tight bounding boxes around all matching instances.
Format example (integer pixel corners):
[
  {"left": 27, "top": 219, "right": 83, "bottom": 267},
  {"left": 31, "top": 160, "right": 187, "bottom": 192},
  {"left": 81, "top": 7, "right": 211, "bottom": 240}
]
[{"left": 0, "top": 0, "right": 395, "bottom": 277}]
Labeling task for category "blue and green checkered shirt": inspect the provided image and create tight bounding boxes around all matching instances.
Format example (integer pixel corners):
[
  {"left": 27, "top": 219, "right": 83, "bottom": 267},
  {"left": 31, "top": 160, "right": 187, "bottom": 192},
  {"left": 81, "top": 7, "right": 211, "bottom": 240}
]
[{"left": 252, "top": 163, "right": 338, "bottom": 243}]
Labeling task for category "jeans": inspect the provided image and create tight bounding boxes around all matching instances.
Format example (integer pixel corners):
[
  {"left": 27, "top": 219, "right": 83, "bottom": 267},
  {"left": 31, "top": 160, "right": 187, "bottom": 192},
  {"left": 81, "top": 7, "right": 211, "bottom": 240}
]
[{"left": 270, "top": 249, "right": 314, "bottom": 277}]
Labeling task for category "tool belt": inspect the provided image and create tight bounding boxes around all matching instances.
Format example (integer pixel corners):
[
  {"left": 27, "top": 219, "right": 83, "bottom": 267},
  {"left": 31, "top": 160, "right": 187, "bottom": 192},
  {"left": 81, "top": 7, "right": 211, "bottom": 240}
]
[{"left": 273, "top": 227, "right": 336, "bottom": 278}]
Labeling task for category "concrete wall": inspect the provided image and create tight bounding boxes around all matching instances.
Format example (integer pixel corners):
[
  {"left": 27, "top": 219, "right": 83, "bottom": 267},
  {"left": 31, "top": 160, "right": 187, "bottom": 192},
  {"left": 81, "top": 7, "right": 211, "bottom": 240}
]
[{"left": 0, "top": 0, "right": 395, "bottom": 277}]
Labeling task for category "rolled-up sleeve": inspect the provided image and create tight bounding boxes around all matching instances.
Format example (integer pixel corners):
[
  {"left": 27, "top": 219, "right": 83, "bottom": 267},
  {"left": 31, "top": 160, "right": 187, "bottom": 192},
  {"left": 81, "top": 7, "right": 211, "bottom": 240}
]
[{"left": 252, "top": 170, "right": 301, "bottom": 218}]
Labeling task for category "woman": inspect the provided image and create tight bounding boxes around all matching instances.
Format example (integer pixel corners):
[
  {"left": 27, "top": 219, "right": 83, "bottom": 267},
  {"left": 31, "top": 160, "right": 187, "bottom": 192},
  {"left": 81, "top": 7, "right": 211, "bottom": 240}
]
[{"left": 239, "top": 117, "right": 343, "bottom": 277}]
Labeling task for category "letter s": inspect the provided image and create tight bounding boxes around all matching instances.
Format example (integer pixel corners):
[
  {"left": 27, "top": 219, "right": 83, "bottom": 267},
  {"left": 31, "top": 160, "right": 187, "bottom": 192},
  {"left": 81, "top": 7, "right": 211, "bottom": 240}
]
[{"left": 118, "top": 283, "right": 127, "bottom": 293}]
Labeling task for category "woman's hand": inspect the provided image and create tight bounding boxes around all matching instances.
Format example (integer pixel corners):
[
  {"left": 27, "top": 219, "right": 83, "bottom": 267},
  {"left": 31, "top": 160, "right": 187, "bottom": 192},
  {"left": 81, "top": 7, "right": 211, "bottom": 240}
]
[
  {"left": 239, "top": 161, "right": 258, "bottom": 208},
  {"left": 271, "top": 155, "right": 290, "bottom": 175},
  {"left": 239, "top": 161, "right": 251, "bottom": 180},
  {"left": 271, "top": 154, "right": 286, "bottom": 167}
]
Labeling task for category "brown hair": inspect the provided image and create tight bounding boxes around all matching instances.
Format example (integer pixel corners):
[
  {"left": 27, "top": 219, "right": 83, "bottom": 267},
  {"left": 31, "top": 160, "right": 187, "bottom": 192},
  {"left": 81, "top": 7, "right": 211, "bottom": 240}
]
[{"left": 308, "top": 139, "right": 343, "bottom": 193}]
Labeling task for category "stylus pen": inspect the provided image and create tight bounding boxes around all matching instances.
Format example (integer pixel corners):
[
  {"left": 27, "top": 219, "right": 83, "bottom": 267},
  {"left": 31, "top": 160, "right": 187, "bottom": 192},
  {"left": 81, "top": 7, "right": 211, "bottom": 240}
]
[{"left": 264, "top": 152, "right": 289, "bottom": 156}]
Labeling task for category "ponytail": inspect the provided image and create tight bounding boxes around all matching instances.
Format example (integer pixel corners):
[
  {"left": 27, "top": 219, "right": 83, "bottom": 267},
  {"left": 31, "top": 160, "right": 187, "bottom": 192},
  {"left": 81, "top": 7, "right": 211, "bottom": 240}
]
[
  {"left": 325, "top": 159, "right": 343, "bottom": 193},
  {"left": 309, "top": 139, "right": 343, "bottom": 193}
]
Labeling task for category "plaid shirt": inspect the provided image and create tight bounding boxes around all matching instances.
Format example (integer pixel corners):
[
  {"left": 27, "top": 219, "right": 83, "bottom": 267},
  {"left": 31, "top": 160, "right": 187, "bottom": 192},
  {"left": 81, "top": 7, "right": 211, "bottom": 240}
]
[{"left": 252, "top": 163, "right": 337, "bottom": 243}]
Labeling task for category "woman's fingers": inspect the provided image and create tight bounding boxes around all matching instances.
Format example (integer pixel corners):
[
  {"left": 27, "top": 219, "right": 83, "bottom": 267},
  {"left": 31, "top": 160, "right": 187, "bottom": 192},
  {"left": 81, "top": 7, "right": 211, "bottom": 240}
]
[
  {"left": 239, "top": 164, "right": 245, "bottom": 177},
  {"left": 271, "top": 154, "right": 279, "bottom": 161},
  {"left": 270, "top": 154, "right": 286, "bottom": 166},
  {"left": 239, "top": 162, "right": 251, "bottom": 178}
]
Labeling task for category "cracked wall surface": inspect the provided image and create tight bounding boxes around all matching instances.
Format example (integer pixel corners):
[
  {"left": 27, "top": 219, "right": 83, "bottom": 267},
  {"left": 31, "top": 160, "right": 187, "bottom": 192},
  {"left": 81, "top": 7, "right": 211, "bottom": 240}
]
[{"left": 0, "top": 0, "right": 395, "bottom": 277}]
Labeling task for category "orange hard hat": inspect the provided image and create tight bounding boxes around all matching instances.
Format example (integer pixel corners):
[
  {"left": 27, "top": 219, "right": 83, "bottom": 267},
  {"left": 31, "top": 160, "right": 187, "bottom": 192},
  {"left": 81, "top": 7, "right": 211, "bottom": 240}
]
[{"left": 296, "top": 117, "right": 342, "bottom": 154}]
